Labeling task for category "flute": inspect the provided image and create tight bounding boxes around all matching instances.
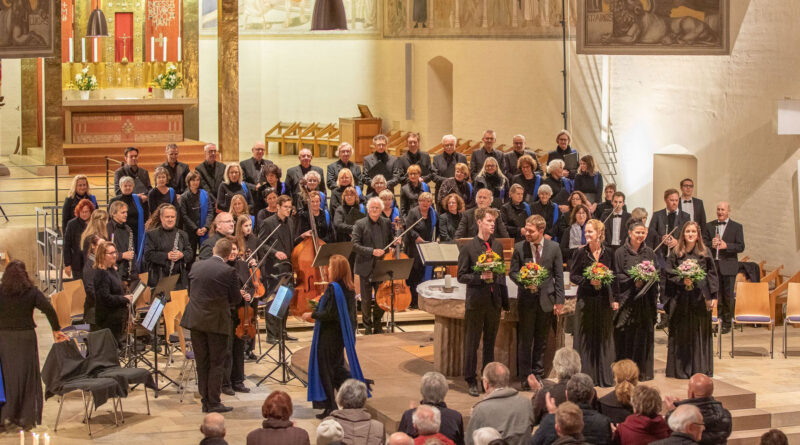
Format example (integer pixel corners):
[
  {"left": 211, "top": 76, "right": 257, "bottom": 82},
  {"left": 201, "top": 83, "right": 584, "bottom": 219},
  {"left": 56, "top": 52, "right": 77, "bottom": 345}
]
[
  {"left": 168, "top": 232, "right": 182, "bottom": 275},
  {"left": 715, "top": 224, "right": 721, "bottom": 260}
]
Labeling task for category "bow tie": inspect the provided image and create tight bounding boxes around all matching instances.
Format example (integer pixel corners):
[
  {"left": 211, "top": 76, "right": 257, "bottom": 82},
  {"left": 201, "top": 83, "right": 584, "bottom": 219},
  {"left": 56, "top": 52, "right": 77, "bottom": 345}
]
[
  {"left": 683, "top": 200, "right": 692, "bottom": 203},
  {"left": 715, "top": 220, "right": 726, "bottom": 225},
  {"left": 612, "top": 214, "right": 622, "bottom": 218}
]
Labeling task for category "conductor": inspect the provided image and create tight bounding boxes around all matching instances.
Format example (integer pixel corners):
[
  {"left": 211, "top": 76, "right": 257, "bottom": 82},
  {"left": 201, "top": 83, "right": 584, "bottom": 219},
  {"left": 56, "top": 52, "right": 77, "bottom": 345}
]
[{"left": 180, "top": 238, "right": 247, "bottom": 413}]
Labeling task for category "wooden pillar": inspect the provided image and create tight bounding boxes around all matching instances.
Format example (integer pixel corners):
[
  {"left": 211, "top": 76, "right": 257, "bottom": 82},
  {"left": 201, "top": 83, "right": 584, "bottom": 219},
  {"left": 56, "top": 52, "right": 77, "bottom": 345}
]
[
  {"left": 183, "top": 0, "right": 200, "bottom": 140},
  {"left": 44, "top": 12, "right": 63, "bottom": 165},
  {"left": 20, "top": 60, "right": 38, "bottom": 152},
  {"left": 218, "top": 0, "right": 239, "bottom": 161}
]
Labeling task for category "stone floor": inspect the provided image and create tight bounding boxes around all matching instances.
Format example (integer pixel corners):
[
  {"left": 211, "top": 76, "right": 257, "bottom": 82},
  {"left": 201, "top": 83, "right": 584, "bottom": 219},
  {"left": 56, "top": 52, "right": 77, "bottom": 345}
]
[{"left": 1, "top": 311, "right": 799, "bottom": 445}]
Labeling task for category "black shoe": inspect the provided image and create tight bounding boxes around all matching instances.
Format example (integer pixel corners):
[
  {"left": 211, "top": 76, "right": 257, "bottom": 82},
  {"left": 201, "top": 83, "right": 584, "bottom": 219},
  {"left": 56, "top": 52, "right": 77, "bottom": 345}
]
[
  {"left": 721, "top": 326, "right": 731, "bottom": 335},
  {"left": 221, "top": 386, "right": 235, "bottom": 396},
  {"left": 207, "top": 404, "right": 233, "bottom": 413},
  {"left": 468, "top": 382, "right": 480, "bottom": 397},
  {"left": 232, "top": 383, "right": 250, "bottom": 393},
  {"left": 202, "top": 404, "right": 208, "bottom": 413},
  {"left": 283, "top": 333, "right": 298, "bottom": 341},
  {"left": 267, "top": 337, "right": 279, "bottom": 344},
  {"left": 245, "top": 352, "right": 257, "bottom": 362},
  {"left": 315, "top": 408, "right": 333, "bottom": 419}
]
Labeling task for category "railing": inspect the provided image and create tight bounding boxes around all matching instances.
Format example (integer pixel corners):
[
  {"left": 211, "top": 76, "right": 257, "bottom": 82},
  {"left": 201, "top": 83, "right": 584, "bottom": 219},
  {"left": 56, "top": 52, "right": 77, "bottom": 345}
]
[
  {"left": 599, "top": 124, "right": 619, "bottom": 185},
  {"left": 106, "top": 156, "right": 123, "bottom": 199}
]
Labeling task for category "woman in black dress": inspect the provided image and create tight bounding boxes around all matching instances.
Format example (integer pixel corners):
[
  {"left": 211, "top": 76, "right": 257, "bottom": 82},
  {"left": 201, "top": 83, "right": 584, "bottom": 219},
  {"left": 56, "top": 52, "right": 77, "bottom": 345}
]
[
  {"left": 179, "top": 171, "right": 214, "bottom": 257},
  {"left": 333, "top": 187, "right": 365, "bottom": 243},
  {"left": 147, "top": 167, "right": 178, "bottom": 213},
  {"left": 217, "top": 163, "right": 254, "bottom": 214},
  {"left": 61, "top": 174, "right": 97, "bottom": 233},
  {"left": 613, "top": 220, "right": 658, "bottom": 380},
  {"left": 438, "top": 193, "right": 464, "bottom": 242},
  {"left": 0, "top": 261, "right": 66, "bottom": 430},
  {"left": 569, "top": 218, "right": 617, "bottom": 387},
  {"left": 511, "top": 154, "right": 542, "bottom": 205},
  {"left": 436, "top": 163, "right": 474, "bottom": 211},
  {"left": 665, "top": 221, "right": 718, "bottom": 379},
  {"left": 63, "top": 198, "right": 94, "bottom": 280},
  {"left": 303, "top": 254, "right": 357, "bottom": 418},
  {"left": 92, "top": 240, "right": 134, "bottom": 345},
  {"left": 400, "top": 165, "right": 429, "bottom": 217},
  {"left": 573, "top": 155, "right": 604, "bottom": 204}
]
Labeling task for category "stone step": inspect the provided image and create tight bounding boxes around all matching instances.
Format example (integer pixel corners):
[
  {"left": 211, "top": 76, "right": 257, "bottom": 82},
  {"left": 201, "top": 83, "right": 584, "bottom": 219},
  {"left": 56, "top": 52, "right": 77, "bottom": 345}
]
[
  {"left": 732, "top": 408, "right": 772, "bottom": 431},
  {"left": 764, "top": 405, "right": 800, "bottom": 428},
  {"left": 728, "top": 425, "right": 800, "bottom": 445}
]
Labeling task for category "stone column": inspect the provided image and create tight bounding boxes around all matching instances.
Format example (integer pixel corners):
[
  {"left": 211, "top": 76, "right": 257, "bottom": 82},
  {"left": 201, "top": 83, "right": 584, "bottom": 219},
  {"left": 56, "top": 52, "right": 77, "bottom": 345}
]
[
  {"left": 44, "top": 12, "right": 63, "bottom": 165},
  {"left": 183, "top": 0, "right": 200, "bottom": 140},
  {"left": 20, "top": 60, "right": 38, "bottom": 153},
  {"left": 218, "top": 0, "right": 239, "bottom": 161}
]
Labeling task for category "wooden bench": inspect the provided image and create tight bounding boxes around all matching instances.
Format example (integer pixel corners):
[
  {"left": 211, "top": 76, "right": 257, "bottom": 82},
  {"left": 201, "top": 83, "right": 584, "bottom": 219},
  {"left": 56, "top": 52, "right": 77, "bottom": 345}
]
[{"left": 264, "top": 121, "right": 297, "bottom": 155}]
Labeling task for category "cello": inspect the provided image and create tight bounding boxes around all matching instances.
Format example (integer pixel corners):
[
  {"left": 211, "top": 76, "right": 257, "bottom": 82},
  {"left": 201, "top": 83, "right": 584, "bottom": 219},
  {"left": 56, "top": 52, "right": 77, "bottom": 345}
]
[
  {"left": 290, "top": 187, "right": 327, "bottom": 316},
  {"left": 375, "top": 216, "right": 414, "bottom": 312}
]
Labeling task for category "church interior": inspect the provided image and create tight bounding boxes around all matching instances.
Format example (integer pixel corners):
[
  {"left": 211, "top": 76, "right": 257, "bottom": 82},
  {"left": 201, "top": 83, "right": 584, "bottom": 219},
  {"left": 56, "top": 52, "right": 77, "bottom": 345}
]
[{"left": 1, "top": 0, "right": 800, "bottom": 444}]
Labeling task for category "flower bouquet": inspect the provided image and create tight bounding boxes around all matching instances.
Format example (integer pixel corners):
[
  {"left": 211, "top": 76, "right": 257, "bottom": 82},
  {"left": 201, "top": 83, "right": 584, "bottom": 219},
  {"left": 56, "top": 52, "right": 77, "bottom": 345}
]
[
  {"left": 154, "top": 63, "right": 182, "bottom": 98},
  {"left": 627, "top": 260, "right": 659, "bottom": 286},
  {"left": 517, "top": 262, "right": 549, "bottom": 292},
  {"left": 74, "top": 67, "right": 97, "bottom": 100},
  {"left": 583, "top": 262, "right": 614, "bottom": 290},
  {"left": 675, "top": 258, "right": 706, "bottom": 290},
  {"left": 473, "top": 248, "right": 506, "bottom": 284}
]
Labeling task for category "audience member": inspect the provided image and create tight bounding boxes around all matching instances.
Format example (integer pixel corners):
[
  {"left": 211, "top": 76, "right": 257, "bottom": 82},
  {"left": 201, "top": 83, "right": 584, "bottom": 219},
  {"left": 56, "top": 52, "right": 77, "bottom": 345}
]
[
  {"left": 532, "top": 348, "right": 582, "bottom": 425},
  {"left": 199, "top": 413, "right": 228, "bottom": 445},
  {"left": 613, "top": 385, "right": 669, "bottom": 445},
  {"left": 598, "top": 359, "right": 638, "bottom": 424},
  {"left": 466, "top": 362, "right": 532, "bottom": 445},
  {"left": 329, "top": 379, "right": 386, "bottom": 445},
  {"left": 665, "top": 373, "right": 732, "bottom": 445},
  {"left": 472, "top": 428, "right": 502, "bottom": 445},
  {"left": 317, "top": 419, "right": 345, "bottom": 445},
  {"left": 412, "top": 405, "right": 455, "bottom": 445},
  {"left": 399, "top": 372, "right": 464, "bottom": 445},
  {"left": 651, "top": 404, "right": 704, "bottom": 445},
  {"left": 759, "top": 429, "right": 789, "bottom": 445},
  {"left": 552, "top": 402, "right": 591, "bottom": 445},
  {"left": 532, "top": 373, "right": 611, "bottom": 445},
  {"left": 246, "top": 391, "right": 310, "bottom": 445},
  {"left": 390, "top": 432, "right": 415, "bottom": 445}
]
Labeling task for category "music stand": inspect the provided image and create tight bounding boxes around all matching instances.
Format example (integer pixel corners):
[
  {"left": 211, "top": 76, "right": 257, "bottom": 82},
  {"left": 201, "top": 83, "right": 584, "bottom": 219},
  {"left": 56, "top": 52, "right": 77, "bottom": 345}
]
[
  {"left": 311, "top": 242, "right": 353, "bottom": 268},
  {"left": 256, "top": 285, "right": 307, "bottom": 387},
  {"left": 371, "top": 258, "right": 414, "bottom": 333},
  {"left": 143, "top": 274, "right": 180, "bottom": 396}
]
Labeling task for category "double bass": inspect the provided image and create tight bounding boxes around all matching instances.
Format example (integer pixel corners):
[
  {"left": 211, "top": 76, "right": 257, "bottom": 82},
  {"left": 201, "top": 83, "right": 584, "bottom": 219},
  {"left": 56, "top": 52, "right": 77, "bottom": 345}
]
[
  {"left": 375, "top": 216, "right": 413, "bottom": 312},
  {"left": 290, "top": 186, "right": 327, "bottom": 316}
]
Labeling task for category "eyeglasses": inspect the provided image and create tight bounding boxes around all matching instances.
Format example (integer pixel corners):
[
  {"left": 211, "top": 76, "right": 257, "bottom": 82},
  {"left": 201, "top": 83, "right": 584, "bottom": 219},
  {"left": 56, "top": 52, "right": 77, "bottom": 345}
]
[
  {"left": 682, "top": 184, "right": 694, "bottom": 188},
  {"left": 106, "top": 251, "right": 118, "bottom": 256}
]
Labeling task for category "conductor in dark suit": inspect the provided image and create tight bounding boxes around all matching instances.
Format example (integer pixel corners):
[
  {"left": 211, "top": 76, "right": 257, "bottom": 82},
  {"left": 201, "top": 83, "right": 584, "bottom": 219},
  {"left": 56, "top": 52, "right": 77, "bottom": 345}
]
[
  {"left": 457, "top": 207, "right": 509, "bottom": 397},
  {"left": 679, "top": 178, "right": 707, "bottom": 227},
  {"left": 455, "top": 189, "right": 510, "bottom": 239},
  {"left": 352, "top": 197, "right": 396, "bottom": 335},
  {"left": 703, "top": 202, "right": 744, "bottom": 334},
  {"left": 511, "top": 215, "right": 564, "bottom": 388},
  {"left": 180, "top": 238, "right": 245, "bottom": 413},
  {"left": 647, "top": 189, "right": 691, "bottom": 259},
  {"left": 601, "top": 192, "right": 631, "bottom": 253}
]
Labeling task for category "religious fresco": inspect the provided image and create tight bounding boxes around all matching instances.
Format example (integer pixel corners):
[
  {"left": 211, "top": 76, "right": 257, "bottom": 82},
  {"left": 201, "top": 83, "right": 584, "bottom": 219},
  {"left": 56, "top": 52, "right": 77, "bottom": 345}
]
[
  {"left": 383, "top": 0, "right": 574, "bottom": 38},
  {"left": 577, "top": 0, "right": 730, "bottom": 55},
  {"left": 0, "top": 0, "right": 57, "bottom": 58},
  {"left": 200, "top": 0, "right": 380, "bottom": 35}
]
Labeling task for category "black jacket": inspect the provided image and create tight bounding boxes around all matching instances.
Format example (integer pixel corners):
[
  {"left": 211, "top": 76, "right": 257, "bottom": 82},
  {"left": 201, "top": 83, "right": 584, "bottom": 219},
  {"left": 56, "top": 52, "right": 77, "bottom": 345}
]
[
  {"left": 216, "top": 182, "right": 253, "bottom": 214},
  {"left": 469, "top": 147, "right": 503, "bottom": 180},
  {"left": 702, "top": 219, "right": 744, "bottom": 276},
  {"left": 195, "top": 161, "right": 226, "bottom": 204},
  {"left": 671, "top": 397, "right": 731, "bottom": 445},
  {"left": 396, "top": 150, "right": 434, "bottom": 185},
  {"left": 546, "top": 145, "right": 579, "bottom": 179},
  {"left": 573, "top": 172, "right": 603, "bottom": 203},
  {"left": 511, "top": 173, "right": 542, "bottom": 205},
  {"left": 285, "top": 164, "right": 325, "bottom": 198},
  {"left": 510, "top": 239, "right": 564, "bottom": 312},
  {"left": 681, "top": 197, "right": 707, "bottom": 227},
  {"left": 501, "top": 201, "right": 530, "bottom": 242},
  {"left": 647, "top": 208, "right": 691, "bottom": 258},
  {"left": 438, "top": 212, "right": 462, "bottom": 242},
  {"left": 107, "top": 220, "right": 139, "bottom": 281},
  {"left": 398, "top": 401, "right": 465, "bottom": 445},
  {"left": 400, "top": 181, "right": 427, "bottom": 217},
  {"left": 142, "top": 227, "right": 193, "bottom": 289},
  {"left": 602, "top": 210, "right": 631, "bottom": 248},
  {"left": 93, "top": 268, "right": 129, "bottom": 328},
  {"left": 454, "top": 207, "right": 510, "bottom": 240},
  {"left": 181, "top": 256, "right": 242, "bottom": 335},
  {"left": 432, "top": 151, "right": 468, "bottom": 187},
  {"left": 240, "top": 157, "right": 273, "bottom": 187},
  {"left": 113, "top": 164, "right": 151, "bottom": 196},
  {"left": 597, "top": 390, "right": 633, "bottom": 425},
  {"left": 333, "top": 204, "right": 365, "bottom": 243},
  {"left": 650, "top": 432, "right": 699, "bottom": 445},
  {"left": 362, "top": 152, "right": 401, "bottom": 193},
  {"left": 160, "top": 161, "right": 190, "bottom": 195},
  {"left": 326, "top": 159, "right": 362, "bottom": 192},
  {"left": 352, "top": 215, "right": 394, "bottom": 277},
  {"left": 63, "top": 217, "right": 88, "bottom": 279},
  {"left": 457, "top": 235, "right": 508, "bottom": 311},
  {"left": 502, "top": 148, "right": 538, "bottom": 177},
  {"left": 437, "top": 177, "right": 475, "bottom": 210},
  {"left": 531, "top": 403, "right": 612, "bottom": 445}
]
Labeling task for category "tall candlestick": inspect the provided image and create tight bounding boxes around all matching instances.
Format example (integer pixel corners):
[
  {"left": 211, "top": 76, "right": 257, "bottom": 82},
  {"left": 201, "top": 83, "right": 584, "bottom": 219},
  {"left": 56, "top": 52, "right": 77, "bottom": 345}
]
[
  {"left": 32, "top": 433, "right": 39, "bottom": 445},
  {"left": 163, "top": 37, "right": 167, "bottom": 62},
  {"left": 81, "top": 38, "right": 86, "bottom": 63},
  {"left": 93, "top": 38, "right": 98, "bottom": 62},
  {"left": 43, "top": 434, "right": 50, "bottom": 445},
  {"left": 150, "top": 36, "right": 155, "bottom": 62},
  {"left": 69, "top": 37, "right": 74, "bottom": 63},
  {"left": 177, "top": 37, "right": 181, "bottom": 62},
  {"left": 19, "top": 430, "right": 24, "bottom": 445}
]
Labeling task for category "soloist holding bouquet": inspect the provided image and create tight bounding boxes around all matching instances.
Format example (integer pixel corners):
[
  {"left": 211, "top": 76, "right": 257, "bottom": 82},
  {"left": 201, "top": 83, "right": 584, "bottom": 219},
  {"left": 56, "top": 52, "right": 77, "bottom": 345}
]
[
  {"left": 473, "top": 248, "right": 506, "bottom": 284},
  {"left": 675, "top": 258, "right": 706, "bottom": 290},
  {"left": 517, "top": 262, "right": 549, "bottom": 292},
  {"left": 583, "top": 262, "right": 614, "bottom": 290},
  {"left": 627, "top": 260, "right": 659, "bottom": 288}
]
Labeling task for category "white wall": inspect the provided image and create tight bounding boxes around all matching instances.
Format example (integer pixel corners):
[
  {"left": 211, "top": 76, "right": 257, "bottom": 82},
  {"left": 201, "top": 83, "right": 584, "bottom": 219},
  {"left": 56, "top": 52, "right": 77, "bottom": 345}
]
[{"left": 0, "top": 59, "right": 22, "bottom": 157}]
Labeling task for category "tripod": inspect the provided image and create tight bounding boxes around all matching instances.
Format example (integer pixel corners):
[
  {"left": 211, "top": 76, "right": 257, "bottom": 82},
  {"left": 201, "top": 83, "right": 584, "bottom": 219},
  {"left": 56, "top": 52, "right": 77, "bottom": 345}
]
[
  {"left": 256, "top": 283, "right": 306, "bottom": 387},
  {"left": 372, "top": 258, "right": 414, "bottom": 333}
]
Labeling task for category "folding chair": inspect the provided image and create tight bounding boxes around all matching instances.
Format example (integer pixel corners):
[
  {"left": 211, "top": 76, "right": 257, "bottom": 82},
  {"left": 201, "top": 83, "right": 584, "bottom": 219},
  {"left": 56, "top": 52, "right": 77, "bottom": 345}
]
[
  {"left": 731, "top": 282, "right": 774, "bottom": 358},
  {"left": 711, "top": 305, "right": 722, "bottom": 359},
  {"left": 174, "top": 319, "right": 196, "bottom": 403},
  {"left": 783, "top": 283, "right": 800, "bottom": 358}
]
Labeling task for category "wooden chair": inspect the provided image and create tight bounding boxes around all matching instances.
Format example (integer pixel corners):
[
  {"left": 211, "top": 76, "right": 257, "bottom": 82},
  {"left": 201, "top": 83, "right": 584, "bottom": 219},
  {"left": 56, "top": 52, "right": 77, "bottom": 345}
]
[
  {"left": 264, "top": 121, "right": 295, "bottom": 155},
  {"left": 51, "top": 291, "right": 74, "bottom": 331},
  {"left": 783, "top": 283, "right": 800, "bottom": 358},
  {"left": 731, "top": 282, "right": 774, "bottom": 358},
  {"left": 63, "top": 279, "right": 87, "bottom": 321},
  {"left": 314, "top": 123, "right": 339, "bottom": 158}
]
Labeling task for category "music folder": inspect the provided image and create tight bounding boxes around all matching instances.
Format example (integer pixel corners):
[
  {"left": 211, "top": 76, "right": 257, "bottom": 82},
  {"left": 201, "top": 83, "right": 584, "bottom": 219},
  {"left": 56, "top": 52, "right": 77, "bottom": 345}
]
[
  {"left": 312, "top": 242, "right": 353, "bottom": 268},
  {"left": 268, "top": 285, "right": 294, "bottom": 319},
  {"left": 417, "top": 242, "right": 460, "bottom": 266},
  {"left": 564, "top": 152, "right": 579, "bottom": 172},
  {"left": 142, "top": 297, "right": 165, "bottom": 332},
  {"left": 130, "top": 281, "right": 147, "bottom": 306}
]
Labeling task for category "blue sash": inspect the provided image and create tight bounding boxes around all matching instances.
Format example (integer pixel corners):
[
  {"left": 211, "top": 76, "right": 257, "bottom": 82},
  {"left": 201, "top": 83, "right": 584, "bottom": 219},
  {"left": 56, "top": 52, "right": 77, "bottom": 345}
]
[
  {"left": 499, "top": 186, "right": 506, "bottom": 201},
  {"left": 324, "top": 209, "right": 331, "bottom": 226},
  {"left": 359, "top": 203, "right": 366, "bottom": 214},
  {"left": 467, "top": 182, "right": 473, "bottom": 199},
  {"left": 533, "top": 175, "right": 541, "bottom": 198},
  {"left": 523, "top": 202, "right": 531, "bottom": 217},
  {"left": 355, "top": 187, "right": 363, "bottom": 198},
  {"left": 168, "top": 187, "right": 175, "bottom": 204},
  {"left": 133, "top": 194, "right": 146, "bottom": 266},
  {"left": 563, "top": 177, "right": 574, "bottom": 194},
  {"left": 250, "top": 215, "right": 256, "bottom": 227},
  {"left": 552, "top": 202, "right": 560, "bottom": 242},
  {"left": 240, "top": 181, "right": 252, "bottom": 203},
  {"left": 308, "top": 282, "right": 369, "bottom": 402},
  {"left": 0, "top": 357, "right": 5, "bottom": 405},
  {"left": 421, "top": 182, "right": 430, "bottom": 193},
  {"left": 199, "top": 189, "right": 210, "bottom": 244},
  {"left": 390, "top": 205, "right": 399, "bottom": 222},
  {"left": 320, "top": 191, "right": 327, "bottom": 210},
  {"left": 88, "top": 194, "right": 98, "bottom": 209},
  {"left": 423, "top": 209, "right": 437, "bottom": 281}
]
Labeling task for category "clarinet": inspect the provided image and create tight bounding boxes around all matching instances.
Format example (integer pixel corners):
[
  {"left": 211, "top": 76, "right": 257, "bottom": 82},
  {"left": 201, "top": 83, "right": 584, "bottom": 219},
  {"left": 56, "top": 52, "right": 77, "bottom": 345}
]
[
  {"left": 126, "top": 225, "right": 134, "bottom": 276},
  {"left": 168, "top": 231, "right": 181, "bottom": 275}
]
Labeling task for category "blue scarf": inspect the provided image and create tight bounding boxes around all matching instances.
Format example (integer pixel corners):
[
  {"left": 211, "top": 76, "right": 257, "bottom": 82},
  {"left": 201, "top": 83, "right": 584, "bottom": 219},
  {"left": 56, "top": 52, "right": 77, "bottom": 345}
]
[
  {"left": 133, "top": 194, "right": 146, "bottom": 266},
  {"left": 523, "top": 202, "right": 531, "bottom": 217},
  {"left": 324, "top": 209, "right": 331, "bottom": 226},
  {"left": 308, "top": 282, "right": 369, "bottom": 402},
  {"left": 390, "top": 204, "right": 400, "bottom": 222},
  {"left": 88, "top": 194, "right": 98, "bottom": 209},
  {"left": 240, "top": 181, "right": 252, "bottom": 203},
  {"left": 199, "top": 189, "right": 210, "bottom": 244},
  {"left": 423, "top": 209, "right": 437, "bottom": 281},
  {"left": 250, "top": 215, "right": 256, "bottom": 227},
  {"left": 421, "top": 182, "right": 430, "bottom": 193},
  {"left": 0, "top": 357, "right": 5, "bottom": 405},
  {"left": 551, "top": 202, "right": 560, "bottom": 242}
]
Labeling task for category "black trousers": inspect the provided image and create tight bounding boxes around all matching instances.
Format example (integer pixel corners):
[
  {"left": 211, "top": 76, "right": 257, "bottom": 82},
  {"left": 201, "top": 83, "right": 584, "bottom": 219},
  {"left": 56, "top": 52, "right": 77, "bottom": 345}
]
[
  {"left": 463, "top": 305, "right": 501, "bottom": 384},
  {"left": 224, "top": 313, "right": 246, "bottom": 387},
  {"left": 718, "top": 273, "right": 737, "bottom": 328},
  {"left": 359, "top": 277, "right": 385, "bottom": 334},
  {"left": 517, "top": 299, "right": 555, "bottom": 380},
  {"left": 191, "top": 329, "right": 229, "bottom": 408}
]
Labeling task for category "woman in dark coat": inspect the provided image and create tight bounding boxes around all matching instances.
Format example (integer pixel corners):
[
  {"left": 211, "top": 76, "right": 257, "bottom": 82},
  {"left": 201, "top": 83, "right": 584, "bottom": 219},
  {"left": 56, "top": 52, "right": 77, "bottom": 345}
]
[
  {"left": 217, "top": 163, "right": 254, "bottom": 214},
  {"left": 246, "top": 391, "right": 310, "bottom": 445},
  {"left": 333, "top": 187, "right": 365, "bottom": 243},
  {"left": 400, "top": 165, "right": 430, "bottom": 217},
  {"left": 63, "top": 198, "right": 94, "bottom": 280},
  {"left": 303, "top": 255, "right": 358, "bottom": 418},
  {"left": 296, "top": 191, "right": 334, "bottom": 244},
  {"left": 438, "top": 193, "right": 464, "bottom": 242},
  {"left": 329, "top": 168, "right": 363, "bottom": 215},
  {"left": 61, "top": 174, "right": 97, "bottom": 233},
  {"left": 613, "top": 221, "right": 658, "bottom": 380},
  {"left": 474, "top": 157, "right": 510, "bottom": 208},
  {"left": 0, "top": 261, "right": 66, "bottom": 429},
  {"left": 569, "top": 218, "right": 617, "bottom": 387},
  {"left": 256, "top": 187, "right": 280, "bottom": 231},
  {"left": 665, "top": 221, "right": 719, "bottom": 379},
  {"left": 573, "top": 155, "right": 604, "bottom": 204},
  {"left": 109, "top": 176, "right": 150, "bottom": 261},
  {"left": 93, "top": 240, "right": 134, "bottom": 345},
  {"left": 179, "top": 171, "right": 214, "bottom": 257},
  {"left": 511, "top": 154, "right": 543, "bottom": 205},
  {"left": 501, "top": 184, "right": 531, "bottom": 242},
  {"left": 147, "top": 166, "right": 178, "bottom": 213},
  {"left": 436, "top": 163, "right": 474, "bottom": 211},
  {"left": 598, "top": 359, "right": 638, "bottom": 424}
]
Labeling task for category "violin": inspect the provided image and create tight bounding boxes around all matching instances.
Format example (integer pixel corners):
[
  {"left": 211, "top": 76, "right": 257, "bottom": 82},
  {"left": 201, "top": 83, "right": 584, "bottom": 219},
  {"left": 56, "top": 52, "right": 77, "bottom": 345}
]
[
  {"left": 236, "top": 249, "right": 260, "bottom": 340},
  {"left": 375, "top": 216, "right": 413, "bottom": 312}
]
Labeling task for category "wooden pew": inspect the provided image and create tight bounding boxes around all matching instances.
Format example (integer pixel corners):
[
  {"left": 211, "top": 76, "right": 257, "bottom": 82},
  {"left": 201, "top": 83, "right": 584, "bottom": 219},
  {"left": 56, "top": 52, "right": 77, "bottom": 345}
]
[
  {"left": 264, "top": 121, "right": 296, "bottom": 155},
  {"left": 314, "top": 123, "right": 340, "bottom": 158}
]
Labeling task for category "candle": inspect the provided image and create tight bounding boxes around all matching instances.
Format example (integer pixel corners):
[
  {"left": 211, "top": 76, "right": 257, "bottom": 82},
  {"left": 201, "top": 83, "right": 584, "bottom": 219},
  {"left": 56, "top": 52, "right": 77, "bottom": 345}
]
[
  {"left": 43, "top": 434, "right": 50, "bottom": 445},
  {"left": 444, "top": 274, "right": 452, "bottom": 289},
  {"left": 564, "top": 271, "right": 570, "bottom": 289},
  {"left": 163, "top": 37, "right": 168, "bottom": 62},
  {"left": 150, "top": 36, "right": 154, "bottom": 62},
  {"left": 81, "top": 38, "right": 86, "bottom": 63},
  {"left": 69, "top": 37, "right": 74, "bottom": 63},
  {"left": 19, "top": 430, "right": 24, "bottom": 445},
  {"left": 93, "top": 38, "right": 97, "bottom": 62},
  {"left": 177, "top": 37, "right": 181, "bottom": 62},
  {"left": 32, "top": 433, "right": 39, "bottom": 445}
]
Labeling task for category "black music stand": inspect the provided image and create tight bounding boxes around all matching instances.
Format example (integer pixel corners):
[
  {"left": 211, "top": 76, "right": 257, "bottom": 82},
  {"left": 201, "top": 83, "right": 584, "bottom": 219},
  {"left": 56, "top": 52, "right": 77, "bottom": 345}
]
[
  {"left": 256, "top": 284, "right": 307, "bottom": 387},
  {"left": 141, "top": 274, "right": 179, "bottom": 397},
  {"left": 311, "top": 242, "right": 353, "bottom": 268},
  {"left": 371, "top": 258, "right": 414, "bottom": 333}
]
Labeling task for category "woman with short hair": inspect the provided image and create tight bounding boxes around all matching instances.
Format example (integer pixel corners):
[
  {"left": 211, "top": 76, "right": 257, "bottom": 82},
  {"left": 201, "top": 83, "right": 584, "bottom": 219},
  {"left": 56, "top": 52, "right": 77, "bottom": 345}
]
[
  {"left": 438, "top": 193, "right": 465, "bottom": 242},
  {"left": 328, "top": 379, "right": 385, "bottom": 445},
  {"left": 109, "top": 176, "right": 150, "bottom": 261},
  {"left": 246, "top": 390, "right": 311, "bottom": 445},
  {"left": 63, "top": 198, "right": 95, "bottom": 280},
  {"left": 400, "top": 164, "right": 429, "bottom": 217},
  {"left": 147, "top": 166, "right": 178, "bottom": 213},
  {"left": 511, "top": 155, "right": 542, "bottom": 204},
  {"left": 612, "top": 385, "right": 669, "bottom": 445}
]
